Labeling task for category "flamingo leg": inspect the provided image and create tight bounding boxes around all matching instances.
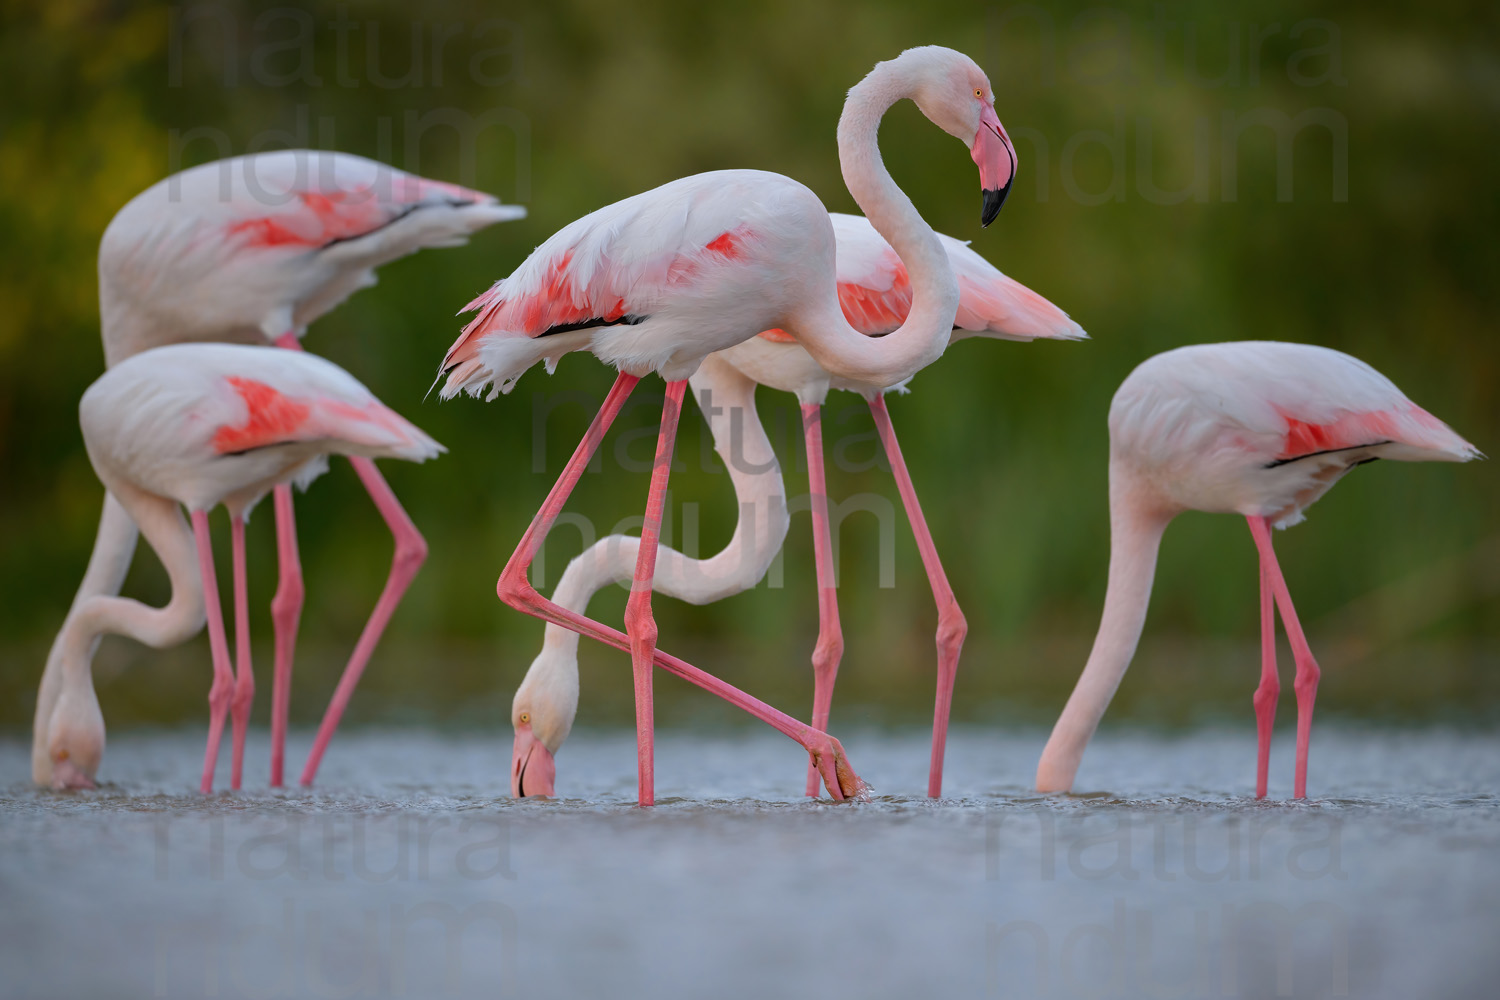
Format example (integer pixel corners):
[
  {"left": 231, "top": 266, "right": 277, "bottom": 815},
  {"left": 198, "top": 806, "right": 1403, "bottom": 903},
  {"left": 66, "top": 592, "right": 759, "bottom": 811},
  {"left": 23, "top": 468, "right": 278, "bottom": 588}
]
[
  {"left": 229, "top": 515, "right": 255, "bottom": 790},
  {"left": 621, "top": 379, "right": 689, "bottom": 806},
  {"left": 868, "top": 395, "right": 968, "bottom": 798},
  {"left": 268, "top": 484, "right": 303, "bottom": 787},
  {"left": 1246, "top": 516, "right": 1320, "bottom": 799},
  {"left": 274, "top": 331, "right": 430, "bottom": 788},
  {"left": 191, "top": 510, "right": 234, "bottom": 794},
  {"left": 801, "top": 403, "right": 845, "bottom": 798},
  {"left": 1252, "top": 559, "right": 1280, "bottom": 799},
  {"left": 497, "top": 371, "right": 864, "bottom": 803},
  {"left": 299, "top": 457, "right": 428, "bottom": 786}
]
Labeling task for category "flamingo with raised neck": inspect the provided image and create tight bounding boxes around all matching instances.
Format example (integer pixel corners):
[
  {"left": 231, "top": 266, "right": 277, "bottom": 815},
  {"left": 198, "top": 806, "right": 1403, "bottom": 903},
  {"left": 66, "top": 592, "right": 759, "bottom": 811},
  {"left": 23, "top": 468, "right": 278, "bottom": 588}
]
[{"left": 438, "top": 46, "right": 1017, "bottom": 805}]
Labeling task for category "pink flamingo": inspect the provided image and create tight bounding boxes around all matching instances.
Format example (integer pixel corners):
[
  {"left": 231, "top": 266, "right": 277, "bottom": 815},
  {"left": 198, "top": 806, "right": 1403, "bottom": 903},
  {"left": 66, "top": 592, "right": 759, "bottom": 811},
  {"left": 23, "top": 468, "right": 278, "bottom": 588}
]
[
  {"left": 439, "top": 46, "right": 1017, "bottom": 805},
  {"left": 1034, "top": 342, "right": 1481, "bottom": 799},
  {"left": 36, "top": 343, "right": 442, "bottom": 792},
  {"left": 35, "top": 150, "right": 521, "bottom": 789},
  {"left": 504, "top": 213, "right": 1083, "bottom": 799}
]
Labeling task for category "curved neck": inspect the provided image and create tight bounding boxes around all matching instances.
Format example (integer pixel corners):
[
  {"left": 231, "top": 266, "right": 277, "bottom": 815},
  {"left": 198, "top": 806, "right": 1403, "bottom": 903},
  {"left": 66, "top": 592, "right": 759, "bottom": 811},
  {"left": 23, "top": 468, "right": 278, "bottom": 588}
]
[
  {"left": 523, "top": 355, "right": 790, "bottom": 734},
  {"left": 33, "top": 483, "right": 206, "bottom": 784},
  {"left": 1036, "top": 466, "right": 1174, "bottom": 792},
  {"left": 789, "top": 62, "right": 960, "bottom": 387},
  {"left": 32, "top": 492, "right": 140, "bottom": 779}
]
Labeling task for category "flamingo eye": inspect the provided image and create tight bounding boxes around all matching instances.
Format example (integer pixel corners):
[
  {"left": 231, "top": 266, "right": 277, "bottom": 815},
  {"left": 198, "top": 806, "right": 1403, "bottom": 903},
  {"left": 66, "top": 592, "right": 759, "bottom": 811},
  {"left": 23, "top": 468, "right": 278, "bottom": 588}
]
[
  {"left": 519, "top": 713, "right": 530, "bottom": 724},
  {"left": 974, "top": 88, "right": 983, "bottom": 99}
]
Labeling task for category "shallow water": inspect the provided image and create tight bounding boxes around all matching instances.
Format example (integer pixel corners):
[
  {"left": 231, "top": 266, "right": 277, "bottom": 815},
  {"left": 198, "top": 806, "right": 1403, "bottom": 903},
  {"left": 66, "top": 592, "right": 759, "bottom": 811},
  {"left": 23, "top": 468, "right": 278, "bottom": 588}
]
[{"left": 3, "top": 725, "right": 1499, "bottom": 999}]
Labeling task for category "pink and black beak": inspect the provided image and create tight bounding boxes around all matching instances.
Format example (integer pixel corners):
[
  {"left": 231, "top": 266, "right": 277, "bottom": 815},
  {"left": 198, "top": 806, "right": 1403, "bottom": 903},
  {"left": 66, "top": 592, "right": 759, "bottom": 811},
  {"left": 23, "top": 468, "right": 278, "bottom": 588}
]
[
  {"left": 972, "top": 104, "right": 1017, "bottom": 227},
  {"left": 511, "top": 723, "right": 556, "bottom": 798}
]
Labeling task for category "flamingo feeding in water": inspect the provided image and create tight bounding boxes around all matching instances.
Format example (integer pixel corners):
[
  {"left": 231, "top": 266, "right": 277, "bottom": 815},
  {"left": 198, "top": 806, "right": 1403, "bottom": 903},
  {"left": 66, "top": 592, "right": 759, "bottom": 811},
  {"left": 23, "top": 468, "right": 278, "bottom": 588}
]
[
  {"left": 438, "top": 46, "right": 1017, "bottom": 805},
  {"left": 1033, "top": 342, "right": 1481, "bottom": 799},
  {"left": 37, "top": 343, "right": 442, "bottom": 792},
  {"left": 35, "top": 150, "right": 522, "bottom": 789},
  {"left": 505, "top": 213, "right": 1083, "bottom": 799}
]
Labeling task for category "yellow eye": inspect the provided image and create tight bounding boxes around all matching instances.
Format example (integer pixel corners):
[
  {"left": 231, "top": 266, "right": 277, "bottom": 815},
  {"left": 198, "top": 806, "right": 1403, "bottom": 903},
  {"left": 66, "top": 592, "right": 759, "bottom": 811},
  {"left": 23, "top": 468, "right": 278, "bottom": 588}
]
[
  {"left": 975, "top": 88, "right": 983, "bottom": 99},
  {"left": 519, "top": 713, "right": 530, "bottom": 724}
]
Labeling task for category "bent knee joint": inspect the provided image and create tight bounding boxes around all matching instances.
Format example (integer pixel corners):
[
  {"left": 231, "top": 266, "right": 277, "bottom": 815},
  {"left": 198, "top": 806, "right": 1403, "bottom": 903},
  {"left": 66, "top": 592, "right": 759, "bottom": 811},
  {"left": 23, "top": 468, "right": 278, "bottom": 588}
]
[{"left": 393, "top": 529, "right": 429, "bottom": 575}]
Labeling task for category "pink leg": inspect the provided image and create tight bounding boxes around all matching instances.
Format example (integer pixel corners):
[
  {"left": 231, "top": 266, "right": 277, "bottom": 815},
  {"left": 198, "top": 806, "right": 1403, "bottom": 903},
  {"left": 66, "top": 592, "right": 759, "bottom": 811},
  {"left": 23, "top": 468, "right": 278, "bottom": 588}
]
[
  {"left": 496, "top": 372, "right": 864, "bottom": 803},
  {"left": 229, "top": 515, "right": 255, "bottom": 790},
  {"left": 621, "top": 379, "right": 688, "bottom": 806},
  {"left": 268, "top": 484, "right": 303, "bottom": 787},
  {"left": 801, "top": 403, "right": 845, "bottom": 798},
  {"left": 191, "top": 511, "right": 234, "bottom": 795},
  {"left": 275, "top": 335, "right": 430, "bottom": 787},
  {"left": 1253, "top": 558, "right": 1279, "bottom": 799},
  {"left": 1246, "top": 516, "right": 1320, "bottom": 799},
  {"left": 299, "top": 457, "right": 428, "bottom": 786},
  {"left": 868, "top": 395, "right": 968, "bottom": 798}
]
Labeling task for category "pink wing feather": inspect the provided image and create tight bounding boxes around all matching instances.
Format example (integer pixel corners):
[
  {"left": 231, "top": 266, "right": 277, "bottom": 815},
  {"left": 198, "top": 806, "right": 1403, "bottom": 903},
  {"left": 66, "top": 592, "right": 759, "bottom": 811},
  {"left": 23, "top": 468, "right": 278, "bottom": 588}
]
[
  {"left": 211, "top": 375, "right": 438, "bottom": 461},
  {"left": 440, "top": 177, "right": 765, "bottom": 393},
  {"left": 759, "top": 213, "right": 1084, "bottom": 344},
  {"left": 215, "top": 153, "right": 501, "bottom": 251}
]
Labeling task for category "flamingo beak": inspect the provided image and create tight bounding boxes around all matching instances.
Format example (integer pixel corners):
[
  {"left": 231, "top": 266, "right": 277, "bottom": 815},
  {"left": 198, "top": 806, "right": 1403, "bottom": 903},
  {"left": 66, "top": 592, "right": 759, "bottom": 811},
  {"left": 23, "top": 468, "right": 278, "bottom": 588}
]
[
  {"left": 511, "top": 724, "right": 556, "bottom": 798},
  {"left": 972, "top": 105, "right": 1016, "bottom": 227}
]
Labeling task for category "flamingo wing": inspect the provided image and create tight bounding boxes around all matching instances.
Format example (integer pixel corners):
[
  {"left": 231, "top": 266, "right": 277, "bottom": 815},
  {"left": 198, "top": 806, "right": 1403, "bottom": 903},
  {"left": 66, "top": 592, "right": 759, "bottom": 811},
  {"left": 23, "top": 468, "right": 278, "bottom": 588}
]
[
  {"left": 209, "top": 374, "right": 442, "bottom": 463},
  {"left": 939, "top": 233, "right": 1087, "bottom": 342},
  {"left": 1113, "top": 342, "right": 1480, "bottom": 467},
  {"left": 439, "top": 172, "right": 781, "bottom": 398},
  {"left": 758, "top": 213, "right": 1085, "bottom": 344},
  {"left": 207, "top": 150, "right": 518, "bottom": 253}
]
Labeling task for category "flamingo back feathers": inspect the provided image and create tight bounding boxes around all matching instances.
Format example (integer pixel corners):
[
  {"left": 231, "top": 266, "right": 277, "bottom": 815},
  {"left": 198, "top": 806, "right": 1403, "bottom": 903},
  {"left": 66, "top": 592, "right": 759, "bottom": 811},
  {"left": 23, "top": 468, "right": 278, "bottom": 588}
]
[
  {"left": 438, "top": 173, "right": 802, "bottom": 400},
  {"left": 754, "top": 213, "right": 1084, "bottom": 344},
  {"left": 1112, "top": 342, "right": 1480, "bottom": 469}
]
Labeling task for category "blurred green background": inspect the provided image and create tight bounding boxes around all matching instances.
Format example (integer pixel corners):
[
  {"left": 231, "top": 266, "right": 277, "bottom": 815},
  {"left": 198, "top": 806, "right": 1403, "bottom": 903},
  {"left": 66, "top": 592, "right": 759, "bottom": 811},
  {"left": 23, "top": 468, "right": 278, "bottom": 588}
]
[{"left": 2, "top": 0, "right": 1496, "bottom": 738}]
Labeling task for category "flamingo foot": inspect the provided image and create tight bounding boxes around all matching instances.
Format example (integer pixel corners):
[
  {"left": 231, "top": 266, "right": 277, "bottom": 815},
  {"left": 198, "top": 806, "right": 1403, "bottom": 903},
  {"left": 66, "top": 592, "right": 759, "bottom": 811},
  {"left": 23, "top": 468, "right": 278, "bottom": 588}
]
[{"left": 808, "top": 733, "right": 867, "bottom": 802}]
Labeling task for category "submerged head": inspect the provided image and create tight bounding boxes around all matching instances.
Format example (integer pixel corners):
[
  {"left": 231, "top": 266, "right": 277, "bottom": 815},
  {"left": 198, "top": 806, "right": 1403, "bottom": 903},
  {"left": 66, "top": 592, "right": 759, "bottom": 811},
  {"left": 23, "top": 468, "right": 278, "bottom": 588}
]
[
  {"left": 509, "top": 649, "right": 577, "bottom": 798},
  {"left": 885, "top": 46, "right": 1017, "bottom": 227},
  {"left": 38, "top": 687, "right": 105, "bottom": 790}
]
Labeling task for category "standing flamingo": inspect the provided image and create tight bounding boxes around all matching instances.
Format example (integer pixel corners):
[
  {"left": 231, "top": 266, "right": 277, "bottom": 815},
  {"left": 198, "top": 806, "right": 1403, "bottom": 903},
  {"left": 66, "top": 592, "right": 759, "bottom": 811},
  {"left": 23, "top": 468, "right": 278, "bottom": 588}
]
[
  {"left": 36, "top": 343, "right": 442, "bottom": 791},
  {"left": 1034, "top": 342, "right": 1480, "bottom": 799},
  {"left": 505, "top": 213, "right": 1083, "bottom": 799},
  {"left": 35, "top": 150, "right": 521, "bottom": 789},
  {"left": 439, "top": 46, "right": 1017, "bottom": 805}
]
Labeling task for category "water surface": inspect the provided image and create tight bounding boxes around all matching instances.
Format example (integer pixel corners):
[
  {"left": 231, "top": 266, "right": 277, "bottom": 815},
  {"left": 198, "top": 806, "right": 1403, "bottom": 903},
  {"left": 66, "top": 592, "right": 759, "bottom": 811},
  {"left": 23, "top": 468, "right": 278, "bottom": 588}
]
[{"left": 3, "top": 725, "right": 1498, "bottom": 999}]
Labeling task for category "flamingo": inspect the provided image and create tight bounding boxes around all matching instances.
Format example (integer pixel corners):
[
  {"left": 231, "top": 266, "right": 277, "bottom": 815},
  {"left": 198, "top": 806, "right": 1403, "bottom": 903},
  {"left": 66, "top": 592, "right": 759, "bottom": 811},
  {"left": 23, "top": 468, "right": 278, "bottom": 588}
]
[
  {"left": 438, "top": 46, "right": 1017, "bottom": 805},
  {"left": 35, "top": 150, "right": 522, "bottom": 789},
  {"left": 505, "top": 213, "right": 1083, "bottom": 799},
  {"left": 1033, "top": 342, "right": 1481, "bottom": 799},
  {"left": 36, "top": 343, "right": 443, "bottom": 792}
]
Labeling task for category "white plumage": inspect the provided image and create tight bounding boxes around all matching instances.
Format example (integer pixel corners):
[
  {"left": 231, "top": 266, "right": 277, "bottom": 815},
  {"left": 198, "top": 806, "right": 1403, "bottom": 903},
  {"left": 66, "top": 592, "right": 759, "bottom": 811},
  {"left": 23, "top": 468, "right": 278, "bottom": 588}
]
[
  {"left": 1037, "top": 340, "right": 1480, "bottom": 800},
  {"left": 99, "top": 149, "right": 524, "bottom": 364},
  {"left": 82, "top": 343, "right": 443, "bottom": 515},
  {"left": 1110, "top": 341, "right": 1479, "bottom": 528}
]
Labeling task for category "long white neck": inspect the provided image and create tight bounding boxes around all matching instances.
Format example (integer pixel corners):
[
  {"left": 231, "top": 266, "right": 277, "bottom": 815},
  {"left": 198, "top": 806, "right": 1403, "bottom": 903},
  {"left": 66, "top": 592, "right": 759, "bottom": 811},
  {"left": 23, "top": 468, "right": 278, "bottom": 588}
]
[
  {"left": 1035, "top": 465, "right": 1174, "bottom": 792},
  {"left": 788, "top": 61, "right": 960, "bottom": 388},
  {"left": 32, "top": 483, "right": 207, "bottom": 784},
  {"left": 32, "top": 492, "right": 138, "bottom": 782},
  {"left": 521, "top": 355, "right": 789, "bottom": 742}
]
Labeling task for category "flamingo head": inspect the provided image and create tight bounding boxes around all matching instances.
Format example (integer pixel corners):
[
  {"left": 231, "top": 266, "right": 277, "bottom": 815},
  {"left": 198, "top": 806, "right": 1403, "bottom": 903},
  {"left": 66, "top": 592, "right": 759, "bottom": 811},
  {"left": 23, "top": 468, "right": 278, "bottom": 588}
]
[
  {"left": 39, "top": 688, "right": 105, "bottom": 790},
  {"left": 509, "top": 653, "right": 575, "bottom": 798},
  {"left": 900, "top": 46, "right": 1017, "bottom": 227}
]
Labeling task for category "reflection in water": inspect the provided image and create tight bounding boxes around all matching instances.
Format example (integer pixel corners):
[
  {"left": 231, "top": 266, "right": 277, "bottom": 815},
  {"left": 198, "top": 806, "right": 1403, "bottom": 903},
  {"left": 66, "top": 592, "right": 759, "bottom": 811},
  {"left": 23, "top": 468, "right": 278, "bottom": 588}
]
[{"left": 3, "top": 726, "right": 1498, "bottom": 999}]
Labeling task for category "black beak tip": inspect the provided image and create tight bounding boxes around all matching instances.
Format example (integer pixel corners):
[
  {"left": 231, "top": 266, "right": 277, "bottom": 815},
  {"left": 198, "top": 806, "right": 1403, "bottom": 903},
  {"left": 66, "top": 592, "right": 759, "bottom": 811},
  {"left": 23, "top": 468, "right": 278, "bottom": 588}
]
[{"left": 981, "top": 184, "right": 1010, "bottom": 228}]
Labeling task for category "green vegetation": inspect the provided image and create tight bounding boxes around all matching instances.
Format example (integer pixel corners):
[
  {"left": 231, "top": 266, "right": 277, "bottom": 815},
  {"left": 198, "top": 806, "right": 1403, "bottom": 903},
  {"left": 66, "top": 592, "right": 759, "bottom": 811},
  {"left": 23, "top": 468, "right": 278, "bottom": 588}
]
[{"left": 2, "top": 1, "right": 1495, "bottom": 731}]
